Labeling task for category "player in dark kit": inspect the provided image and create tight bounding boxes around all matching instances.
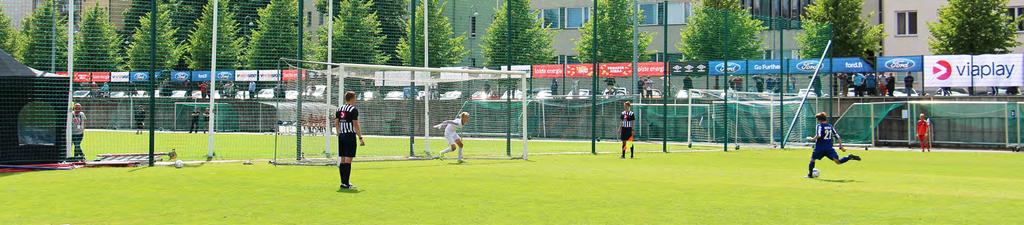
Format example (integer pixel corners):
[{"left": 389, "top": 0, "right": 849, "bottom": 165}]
[
  {"left": 807, "top": 112, "right": 861, "bottom": 178},
  {"left": 335, "top": 91, "right": 365, "bottom": 189},
  {"left": 620, "top": 101, "right": 635, "bottom": 159}
]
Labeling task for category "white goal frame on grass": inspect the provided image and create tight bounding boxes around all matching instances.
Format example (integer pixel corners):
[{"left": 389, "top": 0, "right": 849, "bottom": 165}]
[{"left": 282, "top": 59, "right": 530, "bottom": 161}]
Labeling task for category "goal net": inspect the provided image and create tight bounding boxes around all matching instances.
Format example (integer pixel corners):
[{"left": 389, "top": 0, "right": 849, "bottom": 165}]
[{"left": 273, "top": 59, "right": 529, "bottom": 164}]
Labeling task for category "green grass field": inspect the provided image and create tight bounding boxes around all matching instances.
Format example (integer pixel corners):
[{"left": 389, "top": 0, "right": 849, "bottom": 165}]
[{"left": 2, "top": 149, "right": 1022, "bottom": 224}]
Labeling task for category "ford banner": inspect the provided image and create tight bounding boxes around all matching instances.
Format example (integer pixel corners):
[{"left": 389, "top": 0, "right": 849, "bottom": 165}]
[
  {"left": 746, "top": 60, "right": 784, "bottom": 74},
  {"left": 876, "top": 56, "right": 923, "bottom": 72},
  {"left": 709, "top": 60, "right": 747, "bottom": 76},
  {"left": 172, "top": 71, "right": 192, "bottom": 82},
  {"left": 787, "top": 59, "right": 831, "bottom": 74},
  {"left": 831, "top": 57, "right": 873, "bottom": 73},
  {"left": 923, "top": 54, "right": 1023, "bottom": 87}
]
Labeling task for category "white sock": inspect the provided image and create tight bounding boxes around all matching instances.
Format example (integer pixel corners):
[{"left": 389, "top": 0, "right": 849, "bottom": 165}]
[
  {"left": 457, "top": 147, "right": 463, "bottom": 160},
  {"left": 439, "top": 148, "right": 452, "bottom": 154}
]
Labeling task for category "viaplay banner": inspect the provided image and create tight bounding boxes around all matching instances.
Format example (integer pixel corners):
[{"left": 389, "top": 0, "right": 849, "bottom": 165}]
[
  {"left": 235, "top": 70, "right": 258, "bottom": 81},
  {"left": 110, "top": 72, "right": 130, "bottom": 82},
  {"left": 924, "top": 54, "right": 1023, "bottom": 87}
]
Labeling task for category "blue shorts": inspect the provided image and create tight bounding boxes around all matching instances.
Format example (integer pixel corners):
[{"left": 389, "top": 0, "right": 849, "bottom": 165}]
[{"left": 811, "top": 149, "right": 839, "bottom": 161}]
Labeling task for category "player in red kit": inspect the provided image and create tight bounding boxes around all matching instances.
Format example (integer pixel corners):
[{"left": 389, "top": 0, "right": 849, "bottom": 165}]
[{"left": 917, "top": 114, "right": 930, "bottom": 152}]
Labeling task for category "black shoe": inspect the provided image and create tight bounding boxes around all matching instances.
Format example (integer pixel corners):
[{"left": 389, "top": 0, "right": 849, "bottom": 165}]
[
  {"left": 340, "top": 184, "right": 351, "bottom": 189},
  {"left": 849, "top": 154, "right": 862, "bottom": 161},
  {"left": 620, "top": 155, "right": 625, "bottom": 159}
]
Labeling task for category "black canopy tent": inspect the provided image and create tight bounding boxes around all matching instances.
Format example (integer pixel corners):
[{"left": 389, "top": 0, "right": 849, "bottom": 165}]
[{"left": 0, "top": 49, "right": 73, "bottom": 164}]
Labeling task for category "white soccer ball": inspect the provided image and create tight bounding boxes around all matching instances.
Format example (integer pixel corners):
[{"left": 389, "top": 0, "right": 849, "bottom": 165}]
[
  {"left": 811, "top": 168, "right": 821, "bottom": 178},
  {"left": 174, "top": 160, "right": 184, "bottom": 169}
]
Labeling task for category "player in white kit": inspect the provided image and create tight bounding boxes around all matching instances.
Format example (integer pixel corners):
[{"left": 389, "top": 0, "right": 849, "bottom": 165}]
[{"left": 433, "top": 112, "right": 470, "bottom": 162}]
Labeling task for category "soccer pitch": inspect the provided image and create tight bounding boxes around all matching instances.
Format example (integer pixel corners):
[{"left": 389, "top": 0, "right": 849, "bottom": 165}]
[{"left": 2, "top": 149, "right": 1023, "bottom": 224}]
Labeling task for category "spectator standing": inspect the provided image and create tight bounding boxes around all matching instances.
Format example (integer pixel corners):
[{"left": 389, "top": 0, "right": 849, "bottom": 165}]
[
  {"left": 248, "top": 81, "right": 256, "bottom": 99},
  {"left": 71, "top": 103, "right": 86, "bottom": 158},
  {"left": 550, "top": 79, "right": 559, "bottom": 95},
  {"left": 837, "top": 73, "right": 849, "bottom": 97},
  {"left": 878, "top": 74, "right": 888, "bottom": 96},
  {"left": 189, "top": 108, "right": 201, "bottom": 133},
  {"left": 753, "top": 75, "right": 765, "bottom": 93},
  {"left": 100, "top": 82, "right": 110, "bottom": 98},
  {"left": 637, "top": 78, "right": 646, "bottom": 98},
  {"left": 644, "top": 77, "right": 654, "bottom": 97},
  {"left": 853, "top": 73, "right": 865, "bottom": 97},
  {"left": 904, "top": 74, "right": 915, "bottom": 97},
  {"left": 135, "top": 105, "right": 146, "bottom": 135},
  {"left": 203, "top": 109, "right": 211, "bottom": 134},
  {"left": 683, "top": 76, "right": 694, "bottom": 90},
  {"left": 885, "top": 74, "right": 896, "bottom": 97},
  {"left": 865, "top": 73, "right": 877, "bottom": 96},
  {"left": 199, "top": 82, "right": 209, "bottom": 99}
]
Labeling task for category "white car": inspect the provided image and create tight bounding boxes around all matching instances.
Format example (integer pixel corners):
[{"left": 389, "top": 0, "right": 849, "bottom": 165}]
[
  {"left": 934, "top": 88, "right": 969, "bottom": 96},
  {"left": 500, "top": 90, "right": 524, "bottom": 100},
  {"left": 360, "top": 91, "right": 376, "bottom": 101},
  {"left": 470, "top": 91, "right": 495, "bottom": 100},
  {"left": 439, "top": 91, "right": 463, "bottom": 100},
  {"left": 532, "top": 89, "right": 553, "bottom": 100},
  {"left": 170, "top": 90, "right": 188, "bottom": 99},
  {"left": 109, "top": 91, "right": 128, "bottom": 98},
  {"left": 72, "top": 90, "right": 91, "bottom": 98},
  {"left": 383, "top": 91, "right": 405, "bottom": 100},
  {"left": 675, "top": 90, "right": 703, "bottom": 99},
  {"left": 257, "top": 89, "right": 275, "bottom": 99},
  {"left": 131, "top": 90, "right": 150, "bottom": 98},
  {"left": 891, "top": 87, "right": 921, "bottom": 97}
]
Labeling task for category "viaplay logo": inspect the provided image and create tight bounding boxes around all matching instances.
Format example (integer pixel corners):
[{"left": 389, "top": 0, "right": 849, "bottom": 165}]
[
  {"left": 932, "top": 60, "right": 952, "bottom": 80},
  {"left": 884, "top": 58, "right": 916, "bottom": 71},
  {"left": 714, "top": 62, "right": 741, "bottom": 73}
]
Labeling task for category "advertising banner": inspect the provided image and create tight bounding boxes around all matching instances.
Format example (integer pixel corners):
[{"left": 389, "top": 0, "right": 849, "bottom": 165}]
[
  {"left": 637, "top": 62, "right": 665, "bottom": 77},
  {"left": 258, "top": 70, "right": 280, "bottom": 81},
  {"left": 747, "top": 60, "right": 784, "bottom": 74},
  {"left": 923, "top": 54, "right": 1022, "bottom": 87},
  {"left": 709, "top": 60, "right": 747, "bottom": 76},
  {"left": 73, "top": 72, "right": 91, "bottom": 83},
  {"left": 91, "top": 72, "right": 111, "bottom": 83},
  {"left": 110, "top": 72, "right": 129, "bottom": 82},
  {"left": 282, "top": 69, "right": 307, "bottom": 81},
  {"left": 216, "top": 70, "right": 235, "bottom": 82},
  {"left": 832, "top": 57, "right": 873, "bottom": 73},
  {"left": 129, "top": 71, "right": 150, "bottom": 82},
  {"left": 235, "top": 70, "right": 258, "bottom": 81},
  {"left": 172, "top": 71, "right": 192, "bottom": 82},
  {"left": 531, "top": 64, "right": 564, "bottom": 78},
  {"left": 669, "top": 61, "right": 708, "bottom": 76},
  {"left": 565, "top": 64, "right": 594, "bottom": 78},
  {"left": 876, "top": 56, "right": 923, "bottom": 72},
  {"left": 191, "top": 71, "right": 211, "bottom": 82},
  {"left": 599, "top": 63, "right": 632, "bottom": 77},
  {"left": 788, "top": 59, "right": 831, "bottom": 74}
]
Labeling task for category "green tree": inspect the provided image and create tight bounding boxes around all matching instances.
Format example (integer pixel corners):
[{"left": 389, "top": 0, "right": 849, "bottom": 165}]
[
  {"left": 929, "top": 0, "right": 1019, "bottom": 54},
  {"left": 243, "top": 0, "right": 297, "bottom": 69},
  {"left": 119, "top": 0, "right": 150, "bottom": 47},
  {"left": 678, "top": 0, "right": 764, "bottom": 61},
  {"left": 373, "top": 0, "right": 406, "bottom": 65},
  {"left": 126, "top": 4, "right": 181, "bottom": 71},
  {"left": 796, "top": 0, "right": 882, "bottom": 58},
  {"left": 18, "top": 0, "right": 67, "bottom": 72},
  {"left": 187, "top": 0, "right": 243, "bottom": 70},
  {"left": 480, "top": 0, "right": 554, "bottom": 66},
  {"left": 0, "top": 5, "right": 18, "bottom": 54},
  {"left": 574, "top": 0, "right": 652, "bottom": 63},
  {"left": 396, "top": 0, "right": 467, "bottom": 67},
  {"left": 228, "top": 0, "right": 271, "bottom": 46},
  {"left": 74, "top": 5, "right": 123, "bottom": 71},
  {"left": 317, "top": 0, "right": 388, "bottom": 64}
]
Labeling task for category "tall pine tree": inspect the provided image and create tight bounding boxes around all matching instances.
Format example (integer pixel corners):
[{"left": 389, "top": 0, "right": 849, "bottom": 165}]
[
  {"left": 126, "top": 3, "right": 181, "bottom": 71},
  {"left": 929, "top": 0, "right": 1019, "bottom": 54},
  {"left": 228, "top": 0, "right": 271, "bottom": 46},
  {"left": 187, "top": 0, "right": 243, "bottom": 70},
  {"left": 395, "top": 0, "right": 467, "bottom": 67},
  {"left": 678, "top": 0, "right": 764, "bottom": 61},
  {"left": 0, "top": 5, "right": 18, "bottom": 55},
  {"left": 481, "top": 0, "right": 554, "bottom": 67},
  {"left": 18, "top": 0, "right": 67, "bottom": 72},
  {"left": 75, "top": 5, "right": 123, "bottom": 71},
  {"left": 318, "top": 0, "right": 388, "bottom": 64},
  {"left": 374, "top": 0, "right": 406, "bottom": 65},
  {"left": 796, "top": 0, "right": 883, "bottom": 58},
  {"left": 574, "top": 0, "right": 652, "bottom": 63},
  {"left": 244, "top": 0, "right": 297, "bottom": 69}
]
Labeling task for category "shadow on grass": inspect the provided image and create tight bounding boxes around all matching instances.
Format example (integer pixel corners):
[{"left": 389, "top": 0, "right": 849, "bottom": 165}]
[
  {"left": 358, "top": 159, "right": 527, "bottom": 171},
  {"left": 337, "top": 188, "right": 363, "bottom": 194},
  {"left": 814, "top": 178, "right": 859, "bottom": 183}
]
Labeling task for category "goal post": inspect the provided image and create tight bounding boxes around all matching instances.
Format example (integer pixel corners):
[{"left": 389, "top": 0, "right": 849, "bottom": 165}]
[{"left": 276, "top": 59, "right": 529, "bottom": 163}]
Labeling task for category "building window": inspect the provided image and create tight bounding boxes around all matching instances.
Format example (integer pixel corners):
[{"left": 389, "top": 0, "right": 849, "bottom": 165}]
[
  {"left": 319, "top": 12, "right": 324, "bottom": 25},
  {"left": 666, "top": 2, "right": 689, "bottom": 24},
  {"left": 896, "top": 11, "right": 917, "bottom": 36},
  {"left": 542, "top": 8, "right": 561, "bottom": 29},
  {"left": 565, "top": 7, "right": 589, "bottom": 28},
  {"left": 640, "top": 3, "right": 659, "bottom": 25},
  {"left": 471, "top": 58, "right": 477, "bottom": 67},
  {"left": 470, "top": 16, "right": 477, "bottom": 37},
  {"left": 307, "top": 12, "right": 312, "bottom": 26},
  {"left": 1007, "top": 7, "right": 1024, "bottom": 32},
  {"left": 763, "top": 50, "right": 773, "bottom": 60}
]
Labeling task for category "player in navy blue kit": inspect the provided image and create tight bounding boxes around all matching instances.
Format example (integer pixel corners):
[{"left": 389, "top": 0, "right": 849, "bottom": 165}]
[
  {"left": 807, "top": 112, "right": 861, "bottom": 178},
  {"left": 335, "top": 91, "right": 365, "bottom": 189},
  {"left": 620, "top": 101, "right": 635, "bottom": 159}
]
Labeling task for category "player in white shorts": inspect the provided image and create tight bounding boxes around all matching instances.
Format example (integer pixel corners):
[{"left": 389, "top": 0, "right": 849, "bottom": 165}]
[{"left": 433, "top": 112, "right": 470, "bottom": 162}]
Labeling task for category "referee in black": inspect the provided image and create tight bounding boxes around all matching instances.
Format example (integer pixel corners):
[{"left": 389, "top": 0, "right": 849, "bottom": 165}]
[
  {"left": 620, "top": 101, "right": 635, "bottom": 159},
  {"left": 335, "top": 91, "right": 365, "bottom": 189}
]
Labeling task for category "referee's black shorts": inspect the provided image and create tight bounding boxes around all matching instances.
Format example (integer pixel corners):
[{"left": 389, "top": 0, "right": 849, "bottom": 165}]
[
  {"left": 338, "top": 133, "right": 358, "bottom": 157},
  {"left": 620, "top": 127, "right": 633, "bottom": 141}
]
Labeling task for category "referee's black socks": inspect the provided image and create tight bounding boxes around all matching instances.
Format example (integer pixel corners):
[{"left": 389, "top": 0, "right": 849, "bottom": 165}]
[{"left": 339, "top": 163, "right": 352, "bottom": 185}]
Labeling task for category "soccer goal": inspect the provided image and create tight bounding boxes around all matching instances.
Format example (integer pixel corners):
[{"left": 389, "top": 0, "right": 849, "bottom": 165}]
[{"left": 272, "top": 59, "right": 529, "bottom": 164}]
